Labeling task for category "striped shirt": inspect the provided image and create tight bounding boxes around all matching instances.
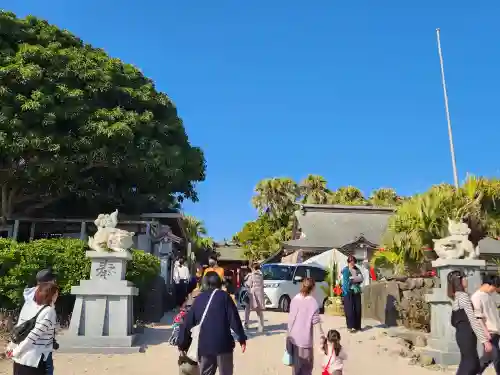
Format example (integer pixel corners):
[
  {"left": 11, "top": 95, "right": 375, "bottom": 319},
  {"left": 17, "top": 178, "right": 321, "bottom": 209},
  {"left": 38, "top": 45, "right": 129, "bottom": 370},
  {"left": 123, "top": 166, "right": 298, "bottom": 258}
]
[
  {"left": 11, "top": 302, "right": 57, "bottom": 367},
  {"left": 452, "top": 291, "right": 488, "bottom": 344}
]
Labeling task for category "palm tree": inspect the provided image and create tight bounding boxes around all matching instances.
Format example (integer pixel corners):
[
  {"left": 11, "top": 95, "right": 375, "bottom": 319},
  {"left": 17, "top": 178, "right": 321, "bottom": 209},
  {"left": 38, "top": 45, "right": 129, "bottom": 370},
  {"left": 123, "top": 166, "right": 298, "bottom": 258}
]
[
  {"left": 381, "top": 176, "right": 495, "bottom": 270},
  {"left": 370, "top": 249, "right": 405, "bottom": 275},
  {"left": 369, "top": 188, "right": 399, "bottom": 207},
  {"left": 328, "top": 186, "right": 367, "bottom": 206},
  {"left": 251, "top": 177, "right": 299, "bottom": 219},
  {"left": 299, "top": 174, "right": 331, "bottom": 204},
  {"left": 184, "top": 215, "right": 215, "bottom": 255}
]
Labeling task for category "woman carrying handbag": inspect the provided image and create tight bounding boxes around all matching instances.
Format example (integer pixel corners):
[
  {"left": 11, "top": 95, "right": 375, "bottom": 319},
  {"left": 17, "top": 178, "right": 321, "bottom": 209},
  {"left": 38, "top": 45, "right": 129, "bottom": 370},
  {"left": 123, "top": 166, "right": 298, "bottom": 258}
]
[
  {"left": 177, "top": 271, "right": 247, "bottom": 375},
  {"left": 286, "top": 278, "right": 325, "bottom": 375},
  {"left": 7, "top": 283, "right": 59, "bottom": 375}
]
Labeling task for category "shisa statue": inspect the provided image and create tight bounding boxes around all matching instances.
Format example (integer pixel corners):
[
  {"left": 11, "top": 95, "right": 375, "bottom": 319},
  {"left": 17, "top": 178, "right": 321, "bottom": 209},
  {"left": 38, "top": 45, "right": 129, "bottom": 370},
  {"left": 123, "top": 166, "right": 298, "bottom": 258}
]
[
  {"left": 88, "top": 210, "right": 135, "bottom": 252},
  {"left": 432, "top": 218, "right": 479, "bottom": 260}
]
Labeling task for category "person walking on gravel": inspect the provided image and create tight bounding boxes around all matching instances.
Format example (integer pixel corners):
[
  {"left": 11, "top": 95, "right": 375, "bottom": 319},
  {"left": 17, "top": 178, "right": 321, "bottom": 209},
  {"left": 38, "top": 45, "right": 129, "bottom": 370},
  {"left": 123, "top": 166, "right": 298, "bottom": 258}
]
[
  {"left": 287, "top": 277, "right": 325, "bottom": 375},
  {"left": 178, "top": 271, "right": 247, "bottom": 375},
  {"left": 243, "top": 261, "right": 265, "bottom": 332}
]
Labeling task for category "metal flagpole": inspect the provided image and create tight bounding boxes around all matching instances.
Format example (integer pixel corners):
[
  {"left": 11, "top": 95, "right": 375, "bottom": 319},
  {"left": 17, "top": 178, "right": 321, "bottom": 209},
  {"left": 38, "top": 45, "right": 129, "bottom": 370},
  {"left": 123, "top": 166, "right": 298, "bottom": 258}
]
[{"left": 436, "top": 28, "right": 459, "bottom": 189}]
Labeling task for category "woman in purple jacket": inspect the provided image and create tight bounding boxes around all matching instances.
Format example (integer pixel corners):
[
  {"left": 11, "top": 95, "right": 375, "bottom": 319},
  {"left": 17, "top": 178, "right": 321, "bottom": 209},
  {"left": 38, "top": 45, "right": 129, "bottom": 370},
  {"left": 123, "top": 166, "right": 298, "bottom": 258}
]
[{"left": 287, "top": 278, "right": 325, "bottom": 375}]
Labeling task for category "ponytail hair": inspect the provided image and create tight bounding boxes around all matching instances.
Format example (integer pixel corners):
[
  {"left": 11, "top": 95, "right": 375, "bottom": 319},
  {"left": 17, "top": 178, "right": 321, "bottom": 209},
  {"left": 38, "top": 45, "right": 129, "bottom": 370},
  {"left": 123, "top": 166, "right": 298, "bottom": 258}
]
[
  {"left": 327, "top": 329, "right": 342, "bottom": 356},
  {"left": 300, "top": 277, "right": 315, "bottom": 296}
]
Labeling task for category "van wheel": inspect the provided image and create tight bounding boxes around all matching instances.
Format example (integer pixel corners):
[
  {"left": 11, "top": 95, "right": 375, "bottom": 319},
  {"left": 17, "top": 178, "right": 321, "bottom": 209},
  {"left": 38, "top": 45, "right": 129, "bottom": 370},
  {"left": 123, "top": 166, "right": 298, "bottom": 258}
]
[{"left": 279, "top": 295, "right": 291, "bottom": 313}]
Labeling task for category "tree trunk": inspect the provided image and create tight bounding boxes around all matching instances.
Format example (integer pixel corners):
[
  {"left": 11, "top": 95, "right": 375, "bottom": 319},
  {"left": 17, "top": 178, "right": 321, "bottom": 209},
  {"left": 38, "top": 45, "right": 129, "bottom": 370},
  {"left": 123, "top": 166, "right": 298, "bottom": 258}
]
[
  {"left": 0, "top": 184, "right": 14, "bottom": 223},
  {"left": 1, "top": 184, "right": 7, "bottom": 223}
]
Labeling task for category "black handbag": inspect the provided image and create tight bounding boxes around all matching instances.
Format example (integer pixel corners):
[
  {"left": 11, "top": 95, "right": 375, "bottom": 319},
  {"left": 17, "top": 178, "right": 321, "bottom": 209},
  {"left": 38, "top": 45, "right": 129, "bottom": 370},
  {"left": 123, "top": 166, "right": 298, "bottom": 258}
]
[{"left": 10, "top": 305, "right": 50, "bottom": 344}]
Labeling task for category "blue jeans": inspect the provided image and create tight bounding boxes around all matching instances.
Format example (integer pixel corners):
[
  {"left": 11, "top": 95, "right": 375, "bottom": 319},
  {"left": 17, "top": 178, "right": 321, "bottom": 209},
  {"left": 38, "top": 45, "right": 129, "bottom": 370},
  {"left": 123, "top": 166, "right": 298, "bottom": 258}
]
[{"left": 45, "top": 352, "right": 54, "bottom": 375}]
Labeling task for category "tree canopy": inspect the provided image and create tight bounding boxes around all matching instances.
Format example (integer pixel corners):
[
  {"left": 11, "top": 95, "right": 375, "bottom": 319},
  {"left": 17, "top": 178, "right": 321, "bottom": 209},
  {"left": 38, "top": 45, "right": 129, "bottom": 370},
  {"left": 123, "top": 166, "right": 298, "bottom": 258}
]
[
  {"left": 373, "top": 176, "right": 500, "bottom": 272},
  {"left": 0, "top": 11, "right": 205, "bottom": 219},
  {"left": 184, "top": 215, "right": 214, "bottom": 251},
  {"left": 233, "top": 174, "right": 402, "bottom": 260},
  {"left": 234, "top": 174, "right": 500, "bottom": 265}
]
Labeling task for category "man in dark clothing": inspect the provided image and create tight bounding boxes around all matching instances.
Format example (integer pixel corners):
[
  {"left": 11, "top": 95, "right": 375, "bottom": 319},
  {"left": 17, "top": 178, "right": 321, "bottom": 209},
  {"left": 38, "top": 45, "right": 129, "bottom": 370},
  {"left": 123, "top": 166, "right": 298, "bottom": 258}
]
[{"left": 178, "top": 271, "right": 247, "bottom": 375}]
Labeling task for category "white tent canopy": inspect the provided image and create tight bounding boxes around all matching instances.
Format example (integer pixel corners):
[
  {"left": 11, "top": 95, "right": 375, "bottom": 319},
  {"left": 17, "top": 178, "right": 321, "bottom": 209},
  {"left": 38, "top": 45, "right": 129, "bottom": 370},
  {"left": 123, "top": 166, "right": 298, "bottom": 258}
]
[
  {"left": 303, "top": 248, "right": 347, "bottom": 270},
  {"left": 303, "top": 249, "right": 370, "bottom": 286}
]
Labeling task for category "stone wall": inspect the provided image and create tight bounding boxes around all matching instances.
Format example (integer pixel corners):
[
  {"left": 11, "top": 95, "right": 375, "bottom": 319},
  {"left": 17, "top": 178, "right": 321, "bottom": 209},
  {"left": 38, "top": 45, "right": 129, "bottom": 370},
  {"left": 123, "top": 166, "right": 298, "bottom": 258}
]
[{"left": 363, "top": 277, "right": 437, "bottom": 332}]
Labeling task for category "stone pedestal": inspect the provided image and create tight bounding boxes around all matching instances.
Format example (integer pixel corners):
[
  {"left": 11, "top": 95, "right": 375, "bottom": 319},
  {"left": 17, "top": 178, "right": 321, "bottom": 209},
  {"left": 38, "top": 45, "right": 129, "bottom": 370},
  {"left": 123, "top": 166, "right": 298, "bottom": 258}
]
[
  {"left": 58, "top": 251, "right": 140, "bottom": 353},
  {"left": 422, "top": 258, "right": 485, "bottom": 365}
]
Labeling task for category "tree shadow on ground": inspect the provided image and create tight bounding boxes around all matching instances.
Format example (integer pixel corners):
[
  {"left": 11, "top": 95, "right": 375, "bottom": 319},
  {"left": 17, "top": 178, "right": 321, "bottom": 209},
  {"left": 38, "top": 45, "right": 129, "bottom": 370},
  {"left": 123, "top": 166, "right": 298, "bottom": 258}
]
[
  {"left": 138, "top": 325, "right": 175, "bottom": 350},
  {"left": 243, "top": 322, "right": 287, "bottom": 339}
]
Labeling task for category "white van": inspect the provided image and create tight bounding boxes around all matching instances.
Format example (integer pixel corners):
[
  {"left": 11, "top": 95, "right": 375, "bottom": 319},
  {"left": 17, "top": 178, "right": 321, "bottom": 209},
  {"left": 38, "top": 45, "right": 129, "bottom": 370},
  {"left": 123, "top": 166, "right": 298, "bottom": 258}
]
[{"left": 259, "top": 262, "right": 329, "bottom": 313}]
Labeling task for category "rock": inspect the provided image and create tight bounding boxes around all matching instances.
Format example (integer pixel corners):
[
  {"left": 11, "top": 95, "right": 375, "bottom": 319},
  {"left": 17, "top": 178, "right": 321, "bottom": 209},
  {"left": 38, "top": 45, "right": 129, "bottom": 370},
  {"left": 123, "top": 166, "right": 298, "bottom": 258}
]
[
  {"left": 414, "top": 335, "right": 427, "bottom": 347},
  {"left": 419, "top": 355, "right": 435, "bottom": 366},
  {"left": 398, "top": 281, "right": 410, "bottom": 291},
  {"left": 396, "top": 338, "right": 411, "bottom": 348},
  {"left": 386, "top": 327, "right": 429, "bottom": 348},
  {"left": 424, "top": 278, "right": 435, "bottom": 288},
  {"left": 398, "top": 347, "right": 412, "bottom": 357},
  {"left": 408, "top": 357, "right": 419, "bottom": 365},
  {"left": 415, "top": 278, "right": 425, "bottom": 288}
]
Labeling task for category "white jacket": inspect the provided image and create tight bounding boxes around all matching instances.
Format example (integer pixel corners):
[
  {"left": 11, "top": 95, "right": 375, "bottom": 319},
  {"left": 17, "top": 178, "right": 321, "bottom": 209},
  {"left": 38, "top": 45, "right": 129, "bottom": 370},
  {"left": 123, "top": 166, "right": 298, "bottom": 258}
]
[{"left": 10, "top": 293, "right": 57, "bottom": 367}]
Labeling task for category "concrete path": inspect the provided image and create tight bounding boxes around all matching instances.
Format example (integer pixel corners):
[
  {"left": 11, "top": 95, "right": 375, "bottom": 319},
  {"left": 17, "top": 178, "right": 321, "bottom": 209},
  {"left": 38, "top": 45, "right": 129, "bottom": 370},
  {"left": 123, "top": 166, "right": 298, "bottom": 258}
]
[{"left": 0, "top": 311, "right": 495, "bottom": 374}]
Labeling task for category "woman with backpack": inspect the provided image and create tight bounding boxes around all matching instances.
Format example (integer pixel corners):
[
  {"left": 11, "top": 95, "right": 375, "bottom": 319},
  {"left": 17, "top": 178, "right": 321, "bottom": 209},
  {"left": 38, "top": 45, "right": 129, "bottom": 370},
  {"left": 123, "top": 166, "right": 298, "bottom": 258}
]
[{"left": 7, "top": 282, "right": 59, "bottom": 375}]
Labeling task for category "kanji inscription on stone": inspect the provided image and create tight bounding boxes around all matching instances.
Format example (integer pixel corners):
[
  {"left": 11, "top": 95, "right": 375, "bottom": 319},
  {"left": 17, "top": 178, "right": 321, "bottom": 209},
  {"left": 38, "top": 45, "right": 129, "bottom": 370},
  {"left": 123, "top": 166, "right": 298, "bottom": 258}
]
[{"left": 95, "top": 260, "right": 116, "bottom": 280}]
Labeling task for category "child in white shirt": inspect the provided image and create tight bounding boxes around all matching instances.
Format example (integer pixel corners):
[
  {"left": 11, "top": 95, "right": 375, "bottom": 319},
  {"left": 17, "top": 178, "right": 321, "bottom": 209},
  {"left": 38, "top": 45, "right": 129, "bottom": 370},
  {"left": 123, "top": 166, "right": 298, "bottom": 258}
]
[{"left": 321, "top": 329, "right": 348, "bottom": 375}]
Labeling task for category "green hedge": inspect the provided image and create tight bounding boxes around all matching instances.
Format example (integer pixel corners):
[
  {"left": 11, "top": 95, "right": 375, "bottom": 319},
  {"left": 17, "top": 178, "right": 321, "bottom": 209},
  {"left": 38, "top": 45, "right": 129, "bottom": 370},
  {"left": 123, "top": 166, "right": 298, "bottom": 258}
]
[{"left": 0, "top": 238, "right": 160, "bottom": 310}]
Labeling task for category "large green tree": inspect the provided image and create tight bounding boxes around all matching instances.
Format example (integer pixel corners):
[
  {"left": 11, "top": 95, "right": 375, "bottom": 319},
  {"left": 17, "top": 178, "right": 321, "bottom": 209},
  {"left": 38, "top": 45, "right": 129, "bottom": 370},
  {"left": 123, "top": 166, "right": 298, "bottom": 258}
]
[
  {"left": 372, "top": 176, "right": 500, "bottom": 273},
  {"left": 0, "top": 11, "right": 205, "bottom": 219},
  {"left": 232, "top": 215, "right": 291, "bottom": 261}
]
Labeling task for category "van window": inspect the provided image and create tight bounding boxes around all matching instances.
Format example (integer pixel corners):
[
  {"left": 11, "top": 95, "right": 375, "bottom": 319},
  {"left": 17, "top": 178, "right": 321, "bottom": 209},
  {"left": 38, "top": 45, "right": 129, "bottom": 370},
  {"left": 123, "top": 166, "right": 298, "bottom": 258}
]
[
  {"left": 261, "top": 264, "right": 293, "bottom": 281},
  {"left": 309, "top": 267, "right": 327, "bottom": 282},
  {"left": 294, "top": 266, "right": 308, "bottom": 279}
]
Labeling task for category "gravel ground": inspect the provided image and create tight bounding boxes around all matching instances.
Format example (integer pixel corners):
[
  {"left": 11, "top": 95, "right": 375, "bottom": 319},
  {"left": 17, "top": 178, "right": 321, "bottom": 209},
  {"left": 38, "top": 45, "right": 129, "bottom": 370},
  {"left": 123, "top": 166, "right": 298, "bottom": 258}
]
[{"left": 0, "top": 311, "right": 495, "bottom": 375}]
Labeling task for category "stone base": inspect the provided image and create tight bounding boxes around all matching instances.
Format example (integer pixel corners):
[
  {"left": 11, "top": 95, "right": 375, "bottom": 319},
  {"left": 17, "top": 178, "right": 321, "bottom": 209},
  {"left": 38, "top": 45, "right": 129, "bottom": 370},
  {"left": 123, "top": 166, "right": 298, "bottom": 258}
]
[
  {"left": 423, "top": 257, "right": 485, "bottom": 366},
  {"left": 420, "top": 346, "right": 460, "bottom": 366},
  {"left": 57, "top": 334, "right": 142, "bottom": 354}
]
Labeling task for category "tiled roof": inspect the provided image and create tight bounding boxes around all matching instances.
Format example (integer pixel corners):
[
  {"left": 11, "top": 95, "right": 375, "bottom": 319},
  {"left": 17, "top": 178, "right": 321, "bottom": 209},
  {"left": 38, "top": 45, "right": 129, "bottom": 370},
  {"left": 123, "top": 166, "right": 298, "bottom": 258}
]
[
  {"left": 284, "top": 204, "right": 394, "bottom": 249},
  {"left": 283, "top": 204, "right": 500, "bottom": 256},
  {"left": 215, "top": 244, "right": 246, "bottom": 261},
  {"left": 479, "top": 237, "right": 500, "bottom": 255}
]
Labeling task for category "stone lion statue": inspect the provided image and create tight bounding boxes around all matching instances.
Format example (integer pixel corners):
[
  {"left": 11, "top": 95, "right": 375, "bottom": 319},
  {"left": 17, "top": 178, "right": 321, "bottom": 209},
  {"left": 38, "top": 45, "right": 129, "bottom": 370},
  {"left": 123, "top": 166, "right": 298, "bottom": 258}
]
[
  {"left": 88, "top": 210, "right": 135, "bottom": 252},
  {"left": 432, "top": 218, "right": 479, "bottom": 259}
]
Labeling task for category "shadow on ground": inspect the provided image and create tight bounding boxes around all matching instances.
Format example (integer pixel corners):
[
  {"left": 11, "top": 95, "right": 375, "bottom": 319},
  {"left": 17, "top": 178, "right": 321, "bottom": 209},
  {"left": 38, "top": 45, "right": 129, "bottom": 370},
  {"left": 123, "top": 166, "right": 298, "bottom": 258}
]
[
  {"left": 243, "top": 321, "right": 287, "bottom": 339},
  {"left": 138, "top": 326, "right": 174, "bottom": 349},
  {"left": 360, "top": 323, "right": 387, "bottom": 332}
]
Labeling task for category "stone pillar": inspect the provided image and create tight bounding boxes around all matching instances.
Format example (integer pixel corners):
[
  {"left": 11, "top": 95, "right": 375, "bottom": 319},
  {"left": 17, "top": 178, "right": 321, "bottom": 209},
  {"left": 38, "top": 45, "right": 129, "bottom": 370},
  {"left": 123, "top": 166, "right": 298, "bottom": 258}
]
[
  {"left": 59, "top": 251, "right": 140, "bottom": 353},
  {"left": 422, "top": 258, "right": 485, "bottom": 365}
]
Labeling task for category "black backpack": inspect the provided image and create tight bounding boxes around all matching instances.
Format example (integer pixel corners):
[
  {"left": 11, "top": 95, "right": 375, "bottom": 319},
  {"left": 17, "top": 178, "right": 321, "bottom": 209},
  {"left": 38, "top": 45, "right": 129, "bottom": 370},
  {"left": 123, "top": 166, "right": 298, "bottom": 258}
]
[{"left": 10, "top": 305, "right": 50, "bottom": 345}]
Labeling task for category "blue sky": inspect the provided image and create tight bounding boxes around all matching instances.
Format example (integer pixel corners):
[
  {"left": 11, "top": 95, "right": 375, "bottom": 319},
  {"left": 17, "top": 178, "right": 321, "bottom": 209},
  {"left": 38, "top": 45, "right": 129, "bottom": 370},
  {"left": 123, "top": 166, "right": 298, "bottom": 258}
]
[{"left": 4, "top": 1, "right": 500, "bottom": 240}]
